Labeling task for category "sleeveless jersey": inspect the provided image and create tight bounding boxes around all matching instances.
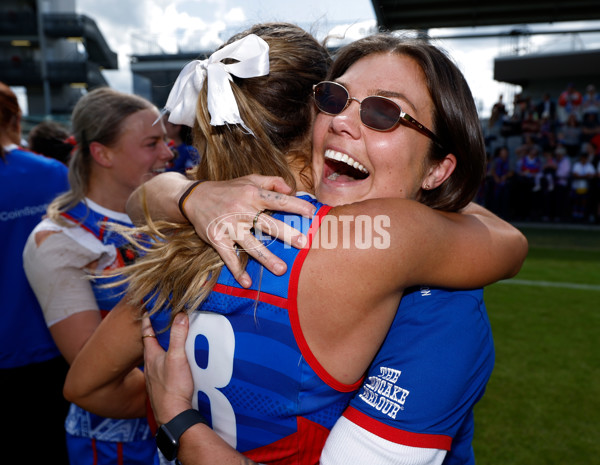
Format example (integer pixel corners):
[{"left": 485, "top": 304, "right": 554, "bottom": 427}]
[
  {"left": 343, "top": 286, "right": 494, "bottom": 465},
  {"left": 60, "top": 202, "right": 152, "bottom": 446},
  {"left": 151, "top": 195, "right": 362, "bottom": 465}
]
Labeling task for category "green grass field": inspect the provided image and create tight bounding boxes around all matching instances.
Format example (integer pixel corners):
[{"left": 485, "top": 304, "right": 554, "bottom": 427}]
[{"left": 473, "top": 224, "right": 600, "bottom": 464}]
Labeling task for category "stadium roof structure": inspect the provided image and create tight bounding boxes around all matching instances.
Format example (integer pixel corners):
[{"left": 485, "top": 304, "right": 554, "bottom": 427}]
[
  {"left": 370, "top": 0, "right": 600, "bottom": 95},
  {"left": 370, "top": 0, "right": 600, "bottom": 31},
  {"left": 494, "top": 48, "right": 600, "bottom": 87}
]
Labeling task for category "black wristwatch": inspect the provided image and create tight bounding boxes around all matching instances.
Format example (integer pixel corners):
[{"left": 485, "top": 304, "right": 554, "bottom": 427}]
[{"left": 156, "top": 409, "right": 209, "bottom": 461}]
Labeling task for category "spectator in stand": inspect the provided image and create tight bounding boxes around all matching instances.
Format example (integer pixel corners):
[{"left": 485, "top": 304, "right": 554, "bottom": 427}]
[
  {"left": 163, "top": 113, "right": 201, "bottom": 175},
  {"left": 554, "top": 145, "right": 572, "bottom": 221},
  {"left": 0, "top": 82, "right": 71, "bottom": 464},
  {"left": 558, "top": 82, "right": 583, "bottom": 123},
  {"left": 515, "top": 133, "right": 537, "bottom": 160},
  {"left": 536, "top": 149, "right": 558, "bottom": 221},
  {"left": 521, "top": 109, "right": 541, "bottom": 144},
  {"left": 485, "top": 94, "right": 507, "bottom": 156},
  {"left": 581, "top": 111, "right": 600, "bottom": 146},
  {"left": 591, "top": 131, "right": 600, "bottom": 158},
  {"left": 27, "top": 119, "right": 75, "bottom": 165},
  {"left": 488, "top": 94, "right": 506, "bottom": 133},
  {"left": 591, "top": 141, "right": 600, "bottom": 167},
  {"left": 559, "top": 113, "right": 582, "bottom": 158},
  {"left": 592, "top": 142, "right": 600, "bottom": 223},
  {"left": 536, "top": 92, "right": 557, "bottom": 122},
  {"left": 581, "top": 84, "right": 600, "bottom": 117},
  {"left": 534, "top": 149, "right": 556, "bottom": 193},
  {"left": 581, "top": 141, "right": 599, "bottom": 169},
  {"left": 570, "top": 146, "right": 596, "bottom": 222},
  {"left": 488, "top": 146, "right": 513, "bottom": 219},
  {"left": 501, "top": 93, "right": 527, "bottom": 156},
  {"left": 478, "top": 151, "right": 494, "bottom": 207},
  {"left": 584, "top": 141, "right": 600, "bottom": 223},
  {"left": 512, "top": 93, "right": 528, "bottom": 122},
  {"left": 538, "top": 110, "right": 558, "bottom": 151},
  {"left": 514, "top": 141, "right": 542, "bottom": 219}
]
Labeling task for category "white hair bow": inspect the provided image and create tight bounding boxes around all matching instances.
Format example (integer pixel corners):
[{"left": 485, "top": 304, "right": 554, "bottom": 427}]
[{"left": 162, "top": 34, "right": 270, "bottom": 132}]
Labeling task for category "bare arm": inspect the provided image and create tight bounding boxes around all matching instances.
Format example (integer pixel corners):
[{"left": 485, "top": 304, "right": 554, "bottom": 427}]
[
  {"left": 290, "top": 195, "right": 526, "bottom": 291},
  {"left": 126, "top": 171, "right": 191, "bottom": 226},
  {"left": 298, "top": 197, "right": 527, "bottom": 384},
  {"left": 49, "top": 311, "right": 102, "bottom": 365},
  {"left": 130, "top": 175, "right": 526, "bottom": 287},
  {"left": 440, "top": 200, "right": 528, "bottom": 282},
  {"left": 142, "top": 314, "right": 257, "bottom": 465},
  {"left": 63, "top": 298, "right": 147, "bottom": 419},
  {"left": 316, "top": 198, "right": 526, "bottom": 298}
]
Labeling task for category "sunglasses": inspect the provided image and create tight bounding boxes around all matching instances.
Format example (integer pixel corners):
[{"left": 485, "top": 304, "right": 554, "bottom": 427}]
[{"left": 313, "top": 81, "right": 442, "bottom": 147}]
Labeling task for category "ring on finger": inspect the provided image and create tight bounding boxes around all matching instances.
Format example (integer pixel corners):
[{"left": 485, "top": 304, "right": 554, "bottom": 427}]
[
  {"left": 142, "top": 334, "right": 156, "bottom": 339},
  {"left": 252, "top": 210, "right": 264, "bottom": 230}
]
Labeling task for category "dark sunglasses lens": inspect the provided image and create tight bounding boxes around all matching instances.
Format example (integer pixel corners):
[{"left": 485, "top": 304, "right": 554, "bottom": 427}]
[
  {"left": 360, "top": 97, "right": 401, "bottom": 131},
  {"left": 315, "top": 82, "right": 348, "bottom": 114}
]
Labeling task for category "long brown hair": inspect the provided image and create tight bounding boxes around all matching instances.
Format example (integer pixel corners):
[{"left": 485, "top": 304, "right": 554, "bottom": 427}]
[{"left": 117, "top": 23, "right": 331, "bottom": 320}]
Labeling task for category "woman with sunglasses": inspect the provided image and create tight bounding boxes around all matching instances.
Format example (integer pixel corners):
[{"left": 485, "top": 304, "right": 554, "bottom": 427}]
[
  {"left": 66, "top": 29, "right": 527, "bottom": 464},
  {"left": 140, "top": 33, "right": 519, "bottom": 465}
]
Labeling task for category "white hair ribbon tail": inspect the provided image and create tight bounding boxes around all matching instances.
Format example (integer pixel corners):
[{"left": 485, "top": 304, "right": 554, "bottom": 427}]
[{"left": 162, "top": 34, "right": 270, "bottom": 133}]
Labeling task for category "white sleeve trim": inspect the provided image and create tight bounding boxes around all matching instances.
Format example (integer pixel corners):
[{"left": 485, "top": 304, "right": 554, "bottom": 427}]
[
  {"left": 23, "top": 229, "right": 100, "bottom": 327},
  {"left": 320, "top": 416, "right": 446, "bottom": 465},
  {"left": 31, "top": 217, "right": 116, "bottom": 269}
]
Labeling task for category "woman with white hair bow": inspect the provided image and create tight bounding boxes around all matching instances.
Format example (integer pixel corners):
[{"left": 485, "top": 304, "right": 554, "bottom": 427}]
[
  {"left": 65, "top": 23, "right": 527, "bottom": 465},
  {"left": 162, "top": 33, "right": 269, "bottom": 131}
]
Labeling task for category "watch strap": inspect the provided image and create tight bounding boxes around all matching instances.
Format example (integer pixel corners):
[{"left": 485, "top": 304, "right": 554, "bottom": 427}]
[
  {"left": 163, "top": 409, "right": 208, "bottom": 439},
  {"left": 157, "top": 409, "right": 208, "bottom": 461}
]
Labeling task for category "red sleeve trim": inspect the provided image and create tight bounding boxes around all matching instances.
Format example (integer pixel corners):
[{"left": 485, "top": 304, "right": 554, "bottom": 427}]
[
  {"left": 287, "top": 205, "right": 363, "bottom": 393},
  {"left": 244, "top": 416, "right": 329, "bottom": 464},
  {"left": 212, "top": 283, "right": 288, "bottom": 309},
  {"left": 60, "top": 211, "right": 99, "bottom": 238},
  {"left": 343, "top": 406, "right": 453, "bottom": 450}
]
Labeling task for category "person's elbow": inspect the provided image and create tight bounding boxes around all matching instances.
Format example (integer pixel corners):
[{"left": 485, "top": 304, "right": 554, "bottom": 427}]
[
  {"left": 62, "top": 369, "right": 88, "bottom": 406},
  {"left": 62, "top": 373, "right": 78, "bottom": 404},
  {"left": 506, "top": 229, "right": 529, "bottom": 279}
]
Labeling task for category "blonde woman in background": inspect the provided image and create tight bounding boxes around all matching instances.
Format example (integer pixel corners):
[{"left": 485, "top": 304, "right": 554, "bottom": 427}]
[{"left": 23, "top": 87, "right": 173, "bottom": 465}]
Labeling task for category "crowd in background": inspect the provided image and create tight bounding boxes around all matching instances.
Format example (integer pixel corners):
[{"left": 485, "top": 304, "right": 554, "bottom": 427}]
[
  {"left": 13, "top": 81, "right": 600, "bottom": 225},
  {"left": 481, "top": 82, "right": 600, "bottom": 224}
]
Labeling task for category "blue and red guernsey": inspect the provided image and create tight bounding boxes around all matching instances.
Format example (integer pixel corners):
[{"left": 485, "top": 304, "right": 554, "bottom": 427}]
[
  {"left": 60, "top": 201, "right": 153, "bottom": 463},
  {"left": 151, "top": 195, "right": 362, "bottom": 465},
  {"left": 61, "top": 202, "right": 137, "bottom": 314},
  {"left": 344, "top": 286, "right": 494, "bottom": 465}
]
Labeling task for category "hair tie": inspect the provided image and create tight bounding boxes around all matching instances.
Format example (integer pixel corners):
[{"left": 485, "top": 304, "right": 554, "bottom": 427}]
[
  {"left": 64, "top": 135, "right": 77, "bottom": 147},
  {"left": 161, "top": 34, "right": 270, "bottom": 134}
]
